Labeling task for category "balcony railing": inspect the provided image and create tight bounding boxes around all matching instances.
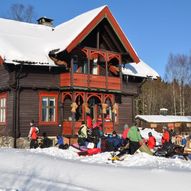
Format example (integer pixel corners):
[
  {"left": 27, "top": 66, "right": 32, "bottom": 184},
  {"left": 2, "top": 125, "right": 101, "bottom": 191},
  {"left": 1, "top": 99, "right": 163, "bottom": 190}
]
[
  {"left": 63, "top": 121, "right": 114, "bottom": 136},
  {"left": 60, "top": 73, "right": 121, "bottom": 91}
]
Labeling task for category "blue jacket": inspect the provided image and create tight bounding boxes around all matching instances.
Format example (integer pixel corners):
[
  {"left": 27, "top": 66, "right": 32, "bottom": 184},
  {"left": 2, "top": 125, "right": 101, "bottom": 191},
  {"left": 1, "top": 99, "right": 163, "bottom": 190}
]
[{"left": 57, "top": 136, "right": 64, "bottom": 145}]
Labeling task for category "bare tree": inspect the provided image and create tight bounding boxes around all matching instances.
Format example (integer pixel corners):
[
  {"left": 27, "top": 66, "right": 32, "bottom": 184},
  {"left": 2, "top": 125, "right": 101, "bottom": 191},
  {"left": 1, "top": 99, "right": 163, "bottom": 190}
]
[
  {"left": 6, "top": 3, "right": 36, "bottom": 23},
  {"left": 165, "top": 53, "right": 191, "bottom": 115}
]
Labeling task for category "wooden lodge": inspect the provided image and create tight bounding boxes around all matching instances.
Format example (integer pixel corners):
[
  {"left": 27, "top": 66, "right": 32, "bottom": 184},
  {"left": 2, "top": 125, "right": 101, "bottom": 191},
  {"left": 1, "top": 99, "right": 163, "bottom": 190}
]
[{"left": 0, "top": 6, "right": 158, "bottom": 147}]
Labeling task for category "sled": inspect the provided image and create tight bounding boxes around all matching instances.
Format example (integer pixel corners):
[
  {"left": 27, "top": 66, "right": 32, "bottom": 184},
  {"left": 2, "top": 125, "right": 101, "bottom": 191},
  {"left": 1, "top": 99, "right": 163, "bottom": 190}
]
[
  {"left": 71, "top": 143, "right": 88, "bottom": 152},
  {"left": 139, "top": 143, "right": 153, "bottom": 155},
  {"left": 78, "top": 148, "right": 101, "bottom": 156}
]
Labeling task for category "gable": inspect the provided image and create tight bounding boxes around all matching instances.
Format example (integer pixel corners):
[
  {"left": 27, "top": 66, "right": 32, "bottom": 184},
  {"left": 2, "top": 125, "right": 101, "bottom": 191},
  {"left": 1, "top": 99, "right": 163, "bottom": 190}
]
[{"left": 61, "top": 6, "right": 140, "bottom": 63}]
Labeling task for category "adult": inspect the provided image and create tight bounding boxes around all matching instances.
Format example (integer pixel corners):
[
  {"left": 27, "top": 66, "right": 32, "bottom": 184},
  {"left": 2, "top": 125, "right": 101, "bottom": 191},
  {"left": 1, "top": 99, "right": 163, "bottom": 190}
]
[
  {"left": 40, "top": 132, "right": 52, "bottom": 148},
  {"left": 78, "top": 121, "right": 88, "bottom": 146},
  {"left": 106, "top": 131, "right": 122, "bottom": 151},
  {"left": 161, "top": 126, "right": 170, "bottom": 145},
  {"left": 147, "top": 132, "right": 156, "bottom": 150},
  {"left": 28, "top": 120, "right": 39, "bottom": 149},
  {"left": 121, "top": 124, "right": 129, "bottom": 141},
  {"left": 127, "top": 125, "right": 143, "bottom": 154},
  {"left": 86, "top": 113, "right": 93, "bottom": 128}
]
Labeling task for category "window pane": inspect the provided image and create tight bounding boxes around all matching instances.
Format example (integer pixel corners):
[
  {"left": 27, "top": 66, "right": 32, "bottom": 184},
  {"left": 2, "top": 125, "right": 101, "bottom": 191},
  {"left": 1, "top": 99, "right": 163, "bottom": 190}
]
[
  {"left": 0, "top": 109, "right": 2, "bottom": 122},
  {"left": 49, "top": 98, "right": 55, "bottom": 107},
  {"left": 2, "top": 98, "right": 6, "bottom": 107},
  {"left": 2, "top": 109, "right": 5, "bottom": 122},
  {"left": 42, "top": 108, "right": 47, "bottom": 121},
  {"left": 49, "top": 108, "right": 55, "bottom": 121},
  {"left": 0, "top": 97, "right": 6, "bottom": 123},
  {"left": 0, "top": 99, "right": 2, "bottom": 107},
  {"left": 42, "top": 98, "right": 48, "bottom": 108}
]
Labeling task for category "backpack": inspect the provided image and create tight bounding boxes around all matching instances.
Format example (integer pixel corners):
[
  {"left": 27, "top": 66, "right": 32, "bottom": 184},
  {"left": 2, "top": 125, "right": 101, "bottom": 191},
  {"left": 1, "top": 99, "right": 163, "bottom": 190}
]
[{"left": 78, "top": 125, "right": 84, "bottom": 135}]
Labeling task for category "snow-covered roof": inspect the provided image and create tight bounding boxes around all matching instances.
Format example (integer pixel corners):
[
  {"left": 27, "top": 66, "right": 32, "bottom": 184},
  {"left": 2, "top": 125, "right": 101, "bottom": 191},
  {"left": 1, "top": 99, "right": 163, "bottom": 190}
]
[
  {"left": 51, "top": 6, "right": 107, "bottom": 53},
  {"left": 0, "top": 17, "right": 55, "bottom": 65},
  {"left": 0, "top": 5, "right": 158, "bottom": 78},
  {"left": 0, "top": 6, "right": 108, "bottom": 66},
  {"left": 122, "top": 60, "right": 160, "bottom": 79},
  {"left": 136, "top": 115, "right": 191, "bottom": 123}
]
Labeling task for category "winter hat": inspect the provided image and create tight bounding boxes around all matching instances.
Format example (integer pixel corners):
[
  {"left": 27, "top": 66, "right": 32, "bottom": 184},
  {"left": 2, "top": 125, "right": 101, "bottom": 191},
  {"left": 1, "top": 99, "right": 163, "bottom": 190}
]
[
  {"left": 148, "top": 132, "right": 152, "bottom": 136},
  {"left": 124, "top": 124, "right": 128, "bottom": 129},
  {"left": 163, "top": 126, "right": 167, "bottom": 130}
]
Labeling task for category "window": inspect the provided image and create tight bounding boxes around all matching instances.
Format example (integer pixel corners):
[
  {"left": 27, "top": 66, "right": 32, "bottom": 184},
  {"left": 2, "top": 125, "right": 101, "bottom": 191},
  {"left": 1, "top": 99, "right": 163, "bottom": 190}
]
[
  {"left": 39, "top": 92, "right": 58, "bottom": 125},
  {"left": 90, "top": 58, "right": 98, "bottom": 75},
  {"left": 72, "top": 54, "right": 88, "bottom": 74},
  {"left": 0, "top": 93, "right": 7, "bottom": 124}
]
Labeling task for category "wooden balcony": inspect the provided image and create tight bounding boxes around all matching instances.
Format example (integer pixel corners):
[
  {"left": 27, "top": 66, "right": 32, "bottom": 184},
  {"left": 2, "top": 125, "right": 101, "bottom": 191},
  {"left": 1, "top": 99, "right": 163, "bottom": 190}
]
[{"left": 60, "top": 73, "right": 121, "bottom": 91}]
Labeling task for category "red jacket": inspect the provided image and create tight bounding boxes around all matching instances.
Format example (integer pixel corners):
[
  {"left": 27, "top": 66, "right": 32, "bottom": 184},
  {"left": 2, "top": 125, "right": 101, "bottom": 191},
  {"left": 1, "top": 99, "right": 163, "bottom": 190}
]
[
  {"left": 86, "top": 116, "right": 92, "bottom": 128},
  {"left": 161, "top": 131, "right": 170, "bottom": 144},
  {"left": 29, "top": 127, "right": 38, "bottom": 140},
  {"left": 122, "top": 128, "right": 129, "bottom": 140},
  {"left": 147, "top": 136, "right": 156, "bottom": 149}
]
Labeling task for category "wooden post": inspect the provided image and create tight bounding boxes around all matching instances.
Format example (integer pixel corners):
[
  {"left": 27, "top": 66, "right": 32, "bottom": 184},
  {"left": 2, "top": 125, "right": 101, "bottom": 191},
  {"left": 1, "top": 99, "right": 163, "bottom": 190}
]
[
  {"left": 106, "top": 57, "right": 108, "bottom": 90},
  {"left": 87, "top": 49, "right": 90, "bottom": 88},
  {"left": 71, "top": 57, "right": 74, "bottom": 87}
]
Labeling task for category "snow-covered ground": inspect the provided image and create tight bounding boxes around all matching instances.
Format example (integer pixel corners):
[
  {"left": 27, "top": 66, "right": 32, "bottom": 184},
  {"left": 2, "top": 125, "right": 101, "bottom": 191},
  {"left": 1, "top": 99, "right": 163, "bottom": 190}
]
[{"left": 0, "top": 146, "right": 191, "bottom": 191}]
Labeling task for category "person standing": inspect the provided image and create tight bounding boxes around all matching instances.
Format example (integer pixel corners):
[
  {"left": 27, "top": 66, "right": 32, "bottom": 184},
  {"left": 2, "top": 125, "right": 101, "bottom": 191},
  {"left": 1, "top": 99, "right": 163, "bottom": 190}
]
[
  {"left": 86, "top": 113, "right": 93, "bottom": 128},
  {"left": 147, "top": 132, "right": 156, "bottom": 150},
  {"left": 161, "top": 126, "right": 170, "bottom": 145},
  {"left": 127, "top": 125, "right": 143, "bottom": 154},
  {"left": 28, "top": 120, "right": 39, "bottom": 149},
  {"left": 121, "top": 124, "right": 129, "bottom": 145}
]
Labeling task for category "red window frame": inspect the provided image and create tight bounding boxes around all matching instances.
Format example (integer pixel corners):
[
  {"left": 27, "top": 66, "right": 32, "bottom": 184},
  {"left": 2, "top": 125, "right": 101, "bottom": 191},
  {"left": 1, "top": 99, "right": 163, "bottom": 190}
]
[
  {"left": 39, "top": 92, "right": 58, "bottom": 125},
  {"left": 0, "top": 92, "right": 7, "bottom": 125}
]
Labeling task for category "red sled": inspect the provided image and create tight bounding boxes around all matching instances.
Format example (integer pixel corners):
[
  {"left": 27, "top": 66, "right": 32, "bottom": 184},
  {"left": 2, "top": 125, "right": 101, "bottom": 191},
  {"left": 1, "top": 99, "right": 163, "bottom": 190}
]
[{"left": 78, "top": 148, "right": 101, "bottom": 156}]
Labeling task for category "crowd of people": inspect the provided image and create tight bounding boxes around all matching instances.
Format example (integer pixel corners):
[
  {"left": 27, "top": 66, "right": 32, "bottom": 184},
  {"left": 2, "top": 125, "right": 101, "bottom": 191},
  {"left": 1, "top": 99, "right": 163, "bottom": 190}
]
[{"left": 27, "top": 118, "right": 191, "bottom": 159}]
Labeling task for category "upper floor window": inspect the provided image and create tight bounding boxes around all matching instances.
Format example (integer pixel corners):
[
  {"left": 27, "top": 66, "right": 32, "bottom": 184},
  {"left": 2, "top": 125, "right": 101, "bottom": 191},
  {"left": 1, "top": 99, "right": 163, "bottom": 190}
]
[
  {"left": 39, "top": 92, "right": 58, "bottom": 125},
  {"left": 0, "top": 93, "right": 7, "bottom": 124},
  {"left": 72, "top": 54, "right": 88, "bottom": 74}
]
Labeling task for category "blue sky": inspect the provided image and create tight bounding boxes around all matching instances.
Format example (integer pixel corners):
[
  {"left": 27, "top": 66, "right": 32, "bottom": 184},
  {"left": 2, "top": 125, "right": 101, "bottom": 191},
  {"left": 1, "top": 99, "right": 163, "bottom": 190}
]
[{"left": 0, "top": 0, "right": 191, "bottom": 78}]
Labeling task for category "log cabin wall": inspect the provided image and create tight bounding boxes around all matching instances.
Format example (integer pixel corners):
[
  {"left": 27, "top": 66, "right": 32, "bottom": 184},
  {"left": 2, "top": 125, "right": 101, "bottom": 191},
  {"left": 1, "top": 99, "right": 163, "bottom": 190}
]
[
  {"left": 19, "top": 89, "right": 61, "bottom": 137},
  {"left": 118, "top": 95, "right": 134, "bottom": 133},
  {"left": 122, "top": 81, "right": 140, "bottom": 95},
  {"left": 19, "top": 66, "right": 60, "bottom": 88},
  {"left": 0, "top": 65, "right": 10, "bottom": 87}
]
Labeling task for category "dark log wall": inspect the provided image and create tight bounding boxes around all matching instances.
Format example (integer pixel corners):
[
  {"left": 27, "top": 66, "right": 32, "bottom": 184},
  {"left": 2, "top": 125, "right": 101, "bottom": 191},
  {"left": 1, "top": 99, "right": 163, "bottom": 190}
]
[
  {"left": 118, "top": 95, "right": 134, "bottom": 133},
  {"left": 19, "top": 89, "right": 39, "bottom": 136},
  {"left": 19, "top": 66, "right": 60, "bottom": 88},
  {"left": 0, "top": 65, "right": 9, "bottom": 87},
  {"left": 19, "top": 89, "right": 60, "bottom": 137},
  {"left": 122, "top": 81, "right": 140, "bottom": 95}
]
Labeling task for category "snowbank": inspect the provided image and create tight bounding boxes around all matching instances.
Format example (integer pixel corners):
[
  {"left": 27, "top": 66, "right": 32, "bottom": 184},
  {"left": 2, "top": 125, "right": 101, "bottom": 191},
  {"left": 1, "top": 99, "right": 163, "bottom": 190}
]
[{"left": 0, "top": 147, "right": 190, "bottom": 191}]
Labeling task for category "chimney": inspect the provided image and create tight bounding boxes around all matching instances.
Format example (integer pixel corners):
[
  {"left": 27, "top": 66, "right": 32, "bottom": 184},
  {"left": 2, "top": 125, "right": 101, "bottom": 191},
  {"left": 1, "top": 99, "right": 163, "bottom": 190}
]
[
  {"left": 160, "top": 108, "right": 168, "bottom": 116},
  {"left": 37, "top": 17, "right": 53, "bottom": 27}
]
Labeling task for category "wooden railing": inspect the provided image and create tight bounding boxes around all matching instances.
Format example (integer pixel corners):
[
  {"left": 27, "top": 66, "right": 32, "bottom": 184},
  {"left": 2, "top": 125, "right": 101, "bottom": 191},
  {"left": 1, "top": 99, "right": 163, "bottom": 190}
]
[
  {"left": 62, "top": 121, "right": 114, "bottom": 136},
  {"left": 60, "top": 73, "right": 121, "bottom": 91}
]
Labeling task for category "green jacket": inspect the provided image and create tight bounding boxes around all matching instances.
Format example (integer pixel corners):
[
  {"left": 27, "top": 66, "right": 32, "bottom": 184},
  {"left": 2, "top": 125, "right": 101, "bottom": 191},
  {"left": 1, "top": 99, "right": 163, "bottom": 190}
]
[{"left": 127, "top": 126, "right": 142, "bottom": 142}]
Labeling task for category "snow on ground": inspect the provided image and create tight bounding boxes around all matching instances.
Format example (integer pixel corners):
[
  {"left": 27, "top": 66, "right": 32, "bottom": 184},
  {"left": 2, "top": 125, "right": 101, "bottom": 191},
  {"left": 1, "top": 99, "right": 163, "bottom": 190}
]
[{"left": 0, "top": 147, "right": 191, "bottom": 191}]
